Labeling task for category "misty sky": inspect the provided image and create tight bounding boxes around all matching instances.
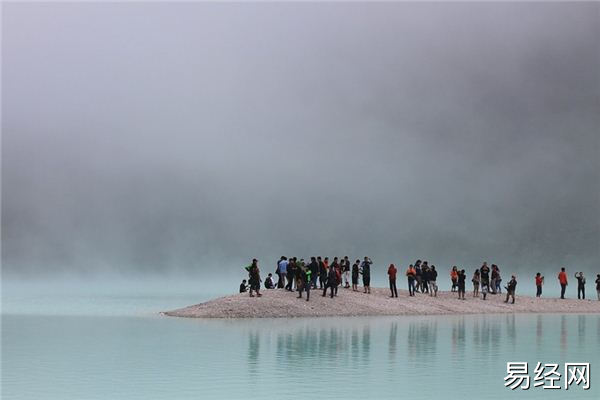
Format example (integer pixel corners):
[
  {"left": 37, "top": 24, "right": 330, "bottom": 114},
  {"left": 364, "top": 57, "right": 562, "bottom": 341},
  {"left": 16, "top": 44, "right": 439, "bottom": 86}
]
[{"left": 2, "top": 2, "right": 599, "bottom": 278}]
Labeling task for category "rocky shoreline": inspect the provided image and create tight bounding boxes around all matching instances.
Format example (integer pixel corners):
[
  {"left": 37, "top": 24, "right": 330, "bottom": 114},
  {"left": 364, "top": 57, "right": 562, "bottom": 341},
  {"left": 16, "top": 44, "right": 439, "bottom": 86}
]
[{"left": 163, "top": 287, "right": 600, "bottom": 319}]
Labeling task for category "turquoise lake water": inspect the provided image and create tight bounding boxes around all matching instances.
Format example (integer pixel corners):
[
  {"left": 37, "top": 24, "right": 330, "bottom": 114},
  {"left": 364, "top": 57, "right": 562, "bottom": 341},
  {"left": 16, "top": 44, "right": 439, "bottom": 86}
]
[{"left": 2, "top": 280, "right": 599, "bottom": 399}]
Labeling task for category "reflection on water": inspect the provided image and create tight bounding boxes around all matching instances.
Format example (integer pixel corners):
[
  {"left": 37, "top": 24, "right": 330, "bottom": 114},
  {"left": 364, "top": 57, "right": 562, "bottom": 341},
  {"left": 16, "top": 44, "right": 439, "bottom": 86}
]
[{"left": 3, "top": 314, "right": 600, "bottom": 400}]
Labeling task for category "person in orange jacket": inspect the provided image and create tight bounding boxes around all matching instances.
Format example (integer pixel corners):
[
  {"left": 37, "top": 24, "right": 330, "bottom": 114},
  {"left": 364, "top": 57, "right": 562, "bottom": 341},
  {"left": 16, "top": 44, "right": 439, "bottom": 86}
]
[
  {"left": 406, "top": 264, "right": 416, "bottom": 296},
  {"left": 558, "top": 267, "right": 568, "bottom": 299},
  {"left": 450, "top": 266, "right": 459, "bottom": 292}
]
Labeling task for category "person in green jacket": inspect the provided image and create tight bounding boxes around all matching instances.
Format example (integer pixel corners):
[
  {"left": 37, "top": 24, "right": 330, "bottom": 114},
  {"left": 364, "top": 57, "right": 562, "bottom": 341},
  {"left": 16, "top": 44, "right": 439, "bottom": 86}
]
[{"left": 298, "top": 264, "right": 312, "bottom": 301}]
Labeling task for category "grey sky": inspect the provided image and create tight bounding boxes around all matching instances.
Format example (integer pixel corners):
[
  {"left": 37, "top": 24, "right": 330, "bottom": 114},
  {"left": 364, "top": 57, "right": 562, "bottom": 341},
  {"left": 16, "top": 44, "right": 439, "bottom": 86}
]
[{"left": 2, "top": 2, "right": 599, "bottom": 278}]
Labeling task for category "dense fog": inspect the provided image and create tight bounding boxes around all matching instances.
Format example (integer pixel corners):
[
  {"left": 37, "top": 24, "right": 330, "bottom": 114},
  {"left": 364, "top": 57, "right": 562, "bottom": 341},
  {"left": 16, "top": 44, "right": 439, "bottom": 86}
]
[{"left": 2, "top": 2, "right": 599, "bottom": 283}]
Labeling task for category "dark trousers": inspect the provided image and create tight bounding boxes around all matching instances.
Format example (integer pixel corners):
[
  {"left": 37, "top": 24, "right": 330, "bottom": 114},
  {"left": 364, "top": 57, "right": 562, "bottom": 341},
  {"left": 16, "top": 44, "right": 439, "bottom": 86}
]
[
  {"left": 319, "top": 275, "right": 326, "bottom": 289},
  {"left": 408, "top": 278, "right": 415, "bottom": 296},
  {"left": 536, "top": 285, "right": 542, "bottom": 297},
  {"left": 322, "top": 283, "right": 336, "bottom": 298},
  {"left": 310, "top": 275, "right": 318, "bottom": 289},
  {"left": 422, "top": 280, "right": 429, "bottom": 293},
  {"left": 286, "top": 274, "right": 295, "bottom": 291},
  {"left": 298, "top": 285, "right": 310, "bottom": 300},
  {"left": 505, "top": 290, "right": 515, "bottom": 304},
  {"left": 389, "top": 278, "right": 398, "bottom": 297},
  {"left": 578, "top": 285, "right": 585, "bottom": 299},
  {"left": 561, "top": 284, "right": 567, "bottom": 299}
]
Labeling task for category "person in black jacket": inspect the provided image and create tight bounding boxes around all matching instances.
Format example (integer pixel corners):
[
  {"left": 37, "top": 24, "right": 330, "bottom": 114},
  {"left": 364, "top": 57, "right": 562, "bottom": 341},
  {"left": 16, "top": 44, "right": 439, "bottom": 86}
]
[
  {"left": 429, "top": 265, "right": 438, "bottom": 297},
  {"left": 239, "top": 279, "right": 248, "bottom": 293},
  {"left": 457, "top": 269, "right": 466, "bottom": 300},
  {"left": 318, "top": 257, "right": 327, "bottom": 289},
  {"left": 308, "top": 257, "right": 319, "bottom": 289},
  {"left": 322, "top": 264, "right": 338, "bottom": 298},
  {"left": 361, "top": 257, "right": 372, "bottom": 294},
  {"left": 504, "top": 275, "right": 517, "bottom": 304},
  {"left": 286, "top": 258, "right": 296, "bottom": 291},
  {"left": 351, "top": 260, "right": 360, "bottom": 291},
  {"left": 421, "top": 262, "right": 430, "bottom": 294},
  {"left": 343, "top": 256, "right": 351, "bottom": 288},
  {"left": 575, "top": 272, "right": 586, "bottom": 300}
]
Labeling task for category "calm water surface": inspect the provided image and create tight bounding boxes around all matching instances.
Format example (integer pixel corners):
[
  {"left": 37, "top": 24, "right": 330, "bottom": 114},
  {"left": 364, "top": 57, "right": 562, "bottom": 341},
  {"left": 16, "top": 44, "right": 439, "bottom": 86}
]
[{"left": 2, "top": 281, "right": 599, "bottom": 399}]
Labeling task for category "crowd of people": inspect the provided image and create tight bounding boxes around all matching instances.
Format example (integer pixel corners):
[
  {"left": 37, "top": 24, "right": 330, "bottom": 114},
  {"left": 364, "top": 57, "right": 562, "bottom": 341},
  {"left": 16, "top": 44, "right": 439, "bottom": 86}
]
[{"left": 240, "top": 258, "right": 600, "bottom": 303}]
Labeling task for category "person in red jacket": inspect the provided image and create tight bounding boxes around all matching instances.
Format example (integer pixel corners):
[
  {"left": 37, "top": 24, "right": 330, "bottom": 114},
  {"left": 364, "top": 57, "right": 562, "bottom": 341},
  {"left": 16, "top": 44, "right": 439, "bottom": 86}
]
[
  {"left": 535, "top": 273, "right": 544, "bottom": 297},
  {"left": 388, "top": 264, "right": 398, "bottom": 298},
  {"left": 558, "top": 267, "right": 568, "bottom": 299}
]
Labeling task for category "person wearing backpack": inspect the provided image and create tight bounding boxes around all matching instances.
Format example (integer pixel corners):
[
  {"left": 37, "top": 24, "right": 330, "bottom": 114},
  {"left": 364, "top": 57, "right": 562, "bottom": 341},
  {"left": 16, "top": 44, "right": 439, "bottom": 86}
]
[
  {"left": 504, "top": 275, "right": 518, "bottom": 304},
  {"left": 246, "top": 259, "right": 262, "bottom": 297}
]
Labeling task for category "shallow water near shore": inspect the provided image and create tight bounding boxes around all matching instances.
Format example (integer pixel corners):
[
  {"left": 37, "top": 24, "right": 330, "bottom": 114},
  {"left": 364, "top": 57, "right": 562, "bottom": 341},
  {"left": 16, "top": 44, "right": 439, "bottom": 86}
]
[{"left": 2, "top": 281, "right": 599, "bottom": 399}]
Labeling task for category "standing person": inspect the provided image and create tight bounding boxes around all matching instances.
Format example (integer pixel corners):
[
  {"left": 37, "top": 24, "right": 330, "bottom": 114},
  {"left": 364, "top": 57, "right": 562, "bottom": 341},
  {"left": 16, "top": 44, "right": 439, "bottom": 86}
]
[
  {"left": 277, "top": 256, "right": 288, "bottom": 289},
  {"left": 472, "top": 270, "right": 480, "bottom": 297},
  {"left": 414, "top": 260, "right": 422, "bottom": 293},
  {"left": 351, "top": 260, "right": 360, "bottom": 291},
  {"left": 495, "top": 265, "right": 502, "bottom": 294},
  {"left": 296, "top": 259, "right": 306, "bottom": 292},
  {"left": 504, "top": 275, "right": 517, "bottom": 304},
  {"left": 320, "top": 257, "right": 329, "bottom": 290},
  {"left": 450, "top": 266, "right": 459, "bottom": 292},
  {"left": 457, "top": 269, "right": 466, "bottom": 300},
  {"left": 490, "top": 265, "right": 498, "bottom": 294},
  {"left": 406, "top": 264, "right": 416, "bottom": 296},
  {"left": 330, "top": 257, "right": 340, "bottom": 296},
  {"left": 480, "top": 262, "right": 490, "bottom": 294},
  {"left": 343, "top": 256, "right": 351, "bottom": 288},
  {"left": 574, "top": 272, "right": 586, "bottom": 300},
  {"left": 558, "top": 267, "right": 568, "bottom": 299},
  {"left": 318, "top": 257, "right": 326, "bottom": 289},
  {"left": 286, "top": 258, "right": 296, "bottom": 291},
  {"left": 388, "top": 264, "right": 398, "bottom": 298},
  {"left": 421, "top": 262, "right": 430, "bottom": 294},
  {"left": 247, "top": 259, "right": 262, "bottom": 297},
  {"left": 322, "top": 261, "right": 338, "bottom": 299},
  {"left": 308, "top": 257, "right": 319, "bottom": 289},
  {"left": 298, "top": 264, "right": 312, "bottom": 301},
  {"left": 334, "top": 259, "right": 342, "bottom": 296},
  {"left": 429, "top": 265, "right": 438, "bottom": 297},
  {"left": 361, "top": 257, "right": 372, "bottom": 294},
  {"left": 595, "top": 274, "right": 600, "bottom": 300},
  {"left": 535, "top": 273, "right": 544, "bottom": 297}
]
